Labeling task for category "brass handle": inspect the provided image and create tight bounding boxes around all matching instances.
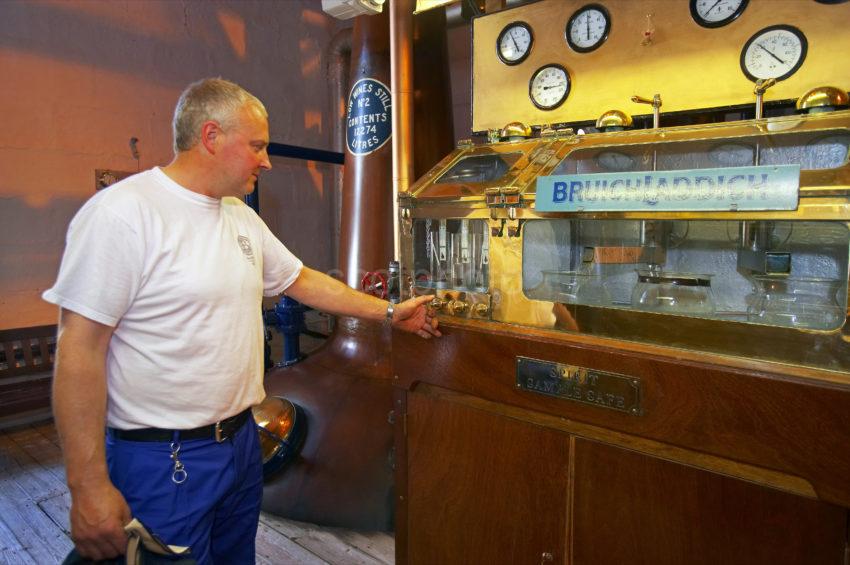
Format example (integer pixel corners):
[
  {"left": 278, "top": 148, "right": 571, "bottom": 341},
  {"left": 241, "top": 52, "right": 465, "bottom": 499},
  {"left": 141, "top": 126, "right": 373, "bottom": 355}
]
[
  {"left": 753, "top": 78, "right": 776, "bottom": 95},
  {"left": 631, "top": 94, "right": 662, "bottom": 108},
  {"left": 449, "top": 300, "right": 469, "bottom": 314},
  {"left": 430, "top": 297, "right": 446, "bottom": 310},
  {"left": 474, "top": 303, "right": 489, "bottom": 316}
]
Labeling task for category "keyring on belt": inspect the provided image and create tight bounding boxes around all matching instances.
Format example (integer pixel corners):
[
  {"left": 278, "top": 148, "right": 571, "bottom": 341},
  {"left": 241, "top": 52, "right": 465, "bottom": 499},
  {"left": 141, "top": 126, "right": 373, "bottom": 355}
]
[{"left": 169, "top": 441, "right": 188, "bottom": 484}]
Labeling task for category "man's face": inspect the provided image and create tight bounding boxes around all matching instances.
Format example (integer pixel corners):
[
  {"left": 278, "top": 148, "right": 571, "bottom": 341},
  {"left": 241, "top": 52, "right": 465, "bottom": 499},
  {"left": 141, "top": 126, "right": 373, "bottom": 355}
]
[{"left": 216, "top": 104, "right": 271, "bottom": 198}]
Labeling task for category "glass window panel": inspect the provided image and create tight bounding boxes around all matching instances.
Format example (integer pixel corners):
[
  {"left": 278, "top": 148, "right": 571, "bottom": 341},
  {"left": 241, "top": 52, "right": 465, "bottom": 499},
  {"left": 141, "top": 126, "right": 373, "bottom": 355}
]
[
  {"left": 435, "top": 153, "right": 523, "bottom": 184},
  {"left": 522, "top": 219, "right": 849, "bottom": 330}
]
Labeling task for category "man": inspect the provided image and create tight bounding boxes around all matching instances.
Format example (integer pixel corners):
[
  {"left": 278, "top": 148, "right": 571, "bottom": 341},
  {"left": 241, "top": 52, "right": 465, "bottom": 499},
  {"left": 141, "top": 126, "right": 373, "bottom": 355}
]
[{"left": 43, "top": 78, "right": 439, "bottom": 564}]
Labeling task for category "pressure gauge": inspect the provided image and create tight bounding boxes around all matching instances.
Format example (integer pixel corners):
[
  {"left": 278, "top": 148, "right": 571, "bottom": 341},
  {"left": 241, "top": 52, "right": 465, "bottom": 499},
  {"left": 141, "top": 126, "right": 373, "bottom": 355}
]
[
  {"left": 690, "top": 0, "right": 748, "bottom": 28},
  {"left": 566, "top": 4, "right": 611, "bottom": 53},
  {"left": 497, "top": 22, "right": 533, "bottom": 65},
  {"left": 529, "top": 64, "right": 571, "bottom": 110},
  {"left": 740, "top": 25, "right": 807, "bottom": 82}
]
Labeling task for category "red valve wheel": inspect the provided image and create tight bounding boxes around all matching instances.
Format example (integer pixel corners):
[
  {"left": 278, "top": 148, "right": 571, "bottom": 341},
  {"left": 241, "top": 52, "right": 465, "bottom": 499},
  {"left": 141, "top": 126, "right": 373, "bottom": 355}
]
[{"left": 361, "top": 271, "right": 388, "bottom": 299}]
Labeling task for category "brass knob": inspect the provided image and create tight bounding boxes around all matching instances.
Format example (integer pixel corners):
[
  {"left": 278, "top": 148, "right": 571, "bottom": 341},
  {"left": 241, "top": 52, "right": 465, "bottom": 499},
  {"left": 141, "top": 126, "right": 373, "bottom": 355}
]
[
  {"left": 473, "top": 303, "right": 489, "bottom": 317},
  {"left": 449, "top": 300, "right": 469, "bottom": 314},
  {"left": 499, "top": 121, "right": 532, "bottom": 140},
  {"left": 595, "top": 110, "right": 633, "bottom": 131},
  {"left": 430, "top": 297, "right": 446, "bottom": 310},
  {"left": 796, "top": 86, "right": 850, "bottom": 113}
]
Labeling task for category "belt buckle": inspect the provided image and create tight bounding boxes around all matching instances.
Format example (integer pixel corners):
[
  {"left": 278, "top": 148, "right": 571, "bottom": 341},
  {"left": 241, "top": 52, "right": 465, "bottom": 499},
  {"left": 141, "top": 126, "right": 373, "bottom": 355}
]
[{"left": 214, "top": 421, "right": 225, "bottom": 443}]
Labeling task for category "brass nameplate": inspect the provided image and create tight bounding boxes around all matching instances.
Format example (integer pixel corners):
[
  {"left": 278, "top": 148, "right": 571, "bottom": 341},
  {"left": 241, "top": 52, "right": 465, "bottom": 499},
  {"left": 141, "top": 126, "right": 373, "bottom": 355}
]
[{"left": 516, "top": 357, "right": 641, "bottom": 415}]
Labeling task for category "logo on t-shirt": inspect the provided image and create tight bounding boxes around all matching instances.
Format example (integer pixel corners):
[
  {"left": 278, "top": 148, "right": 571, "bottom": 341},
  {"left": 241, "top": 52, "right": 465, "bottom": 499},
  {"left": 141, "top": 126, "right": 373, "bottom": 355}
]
[{"left": 237, "top": 235, "right": 255, "bottom": 265}]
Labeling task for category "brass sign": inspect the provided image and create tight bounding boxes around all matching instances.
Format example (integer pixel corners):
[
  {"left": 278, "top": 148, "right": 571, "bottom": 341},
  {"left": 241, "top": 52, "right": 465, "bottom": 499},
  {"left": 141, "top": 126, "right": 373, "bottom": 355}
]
[{"left": 516, "top": 357, "right": 641, "bottom": 415}]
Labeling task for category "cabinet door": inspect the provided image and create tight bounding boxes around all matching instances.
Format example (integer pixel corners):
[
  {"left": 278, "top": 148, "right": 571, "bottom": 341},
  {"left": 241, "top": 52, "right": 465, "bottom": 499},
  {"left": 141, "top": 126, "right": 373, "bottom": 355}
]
[
  {"left": 405, "top": 391, "right": 570, "bottom": 565},
  {"left": 572, "top": 438, "right": 847, "bottom": 565}
]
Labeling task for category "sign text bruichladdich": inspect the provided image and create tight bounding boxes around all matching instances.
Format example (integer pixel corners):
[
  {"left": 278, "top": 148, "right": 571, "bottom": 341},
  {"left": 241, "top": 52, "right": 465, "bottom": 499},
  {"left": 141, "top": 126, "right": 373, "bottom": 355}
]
[{"left": 535, "top": 165, "right": 800, "bottom": 212}]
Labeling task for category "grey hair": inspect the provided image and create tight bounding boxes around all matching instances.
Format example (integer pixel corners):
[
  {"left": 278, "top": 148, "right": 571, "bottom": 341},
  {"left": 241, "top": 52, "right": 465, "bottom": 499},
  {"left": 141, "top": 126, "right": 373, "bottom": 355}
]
[{"left": 172, "top": 78, "right": 267, "bottom": 152}]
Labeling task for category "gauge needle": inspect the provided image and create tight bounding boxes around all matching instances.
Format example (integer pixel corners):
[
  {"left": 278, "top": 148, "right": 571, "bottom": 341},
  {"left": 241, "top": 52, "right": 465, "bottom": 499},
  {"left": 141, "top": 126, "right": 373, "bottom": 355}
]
[
  {"left": 757, "top": 43, "right": 786, "bottom": 65},
  {"left": 585, "top": 14, "right": 590, "bottom": 41},
  {"left": 542, "top": 83, "right": 565, "bottom": 90},
  {"left": 509, "top": 30, "right": 520, "bottom": 52},
  {"left": 704, "top": 0, "right": 723, "bottom": 14}
]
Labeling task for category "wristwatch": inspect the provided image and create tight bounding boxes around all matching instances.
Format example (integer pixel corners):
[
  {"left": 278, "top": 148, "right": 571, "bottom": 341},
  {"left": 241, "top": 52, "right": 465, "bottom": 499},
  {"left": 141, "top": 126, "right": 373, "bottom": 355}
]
[{"left": 385, "top": 301, "right": 394, "bottom": 326}]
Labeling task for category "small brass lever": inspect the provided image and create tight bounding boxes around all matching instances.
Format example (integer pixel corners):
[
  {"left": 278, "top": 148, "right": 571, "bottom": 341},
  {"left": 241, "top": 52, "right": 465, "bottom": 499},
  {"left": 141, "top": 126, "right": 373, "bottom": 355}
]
[{"left": 631, "top": 94, "right": 662, "bottom": 128}]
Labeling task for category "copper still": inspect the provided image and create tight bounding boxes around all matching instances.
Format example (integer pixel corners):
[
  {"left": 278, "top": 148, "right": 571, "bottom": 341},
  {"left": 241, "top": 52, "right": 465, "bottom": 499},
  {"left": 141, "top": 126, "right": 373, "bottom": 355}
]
[{"left": 261, "top": 3, "right": 452, "bottom": 531}]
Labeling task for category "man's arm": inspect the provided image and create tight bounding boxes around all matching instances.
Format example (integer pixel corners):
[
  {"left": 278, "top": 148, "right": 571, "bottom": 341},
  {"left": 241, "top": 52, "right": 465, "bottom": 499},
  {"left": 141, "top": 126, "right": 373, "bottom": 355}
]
[
  {"left": 284, "top": 267, "right": 441, "bottom": 338},
  {"left": 53, "top": 308, "right": 131, "bottom": 560}
]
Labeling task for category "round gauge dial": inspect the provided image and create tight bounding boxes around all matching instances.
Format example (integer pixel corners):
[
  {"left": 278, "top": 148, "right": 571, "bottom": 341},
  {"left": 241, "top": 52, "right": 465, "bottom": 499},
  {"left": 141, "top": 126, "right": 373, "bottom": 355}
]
[
  {"left": 497, "top": 22, "right": 533, "bottom": 65},
  {"left": 529, "top": 64, "right": 571, "bottom": 110},
  {"left": 690, "top": 0, "right": 749, "bottom": 28},
  {"left": 740, "top": 25, "right": 807, "bottom": 82},
  {"left": 566, "top": 4, "right": 611, "bottom": 53}
]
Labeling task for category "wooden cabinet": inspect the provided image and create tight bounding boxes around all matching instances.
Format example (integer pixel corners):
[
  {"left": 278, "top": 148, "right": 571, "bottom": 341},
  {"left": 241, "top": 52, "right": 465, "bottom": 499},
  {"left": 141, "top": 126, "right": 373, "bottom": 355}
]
[
  {"left": 393, "top": 323, "right": 850, "bottom": 564},
  {"left": 404, "top": 391, "right": 569, "bottom": 565},
  {"left": 571, "top": 439, "right": 846, "bottom": 565}
]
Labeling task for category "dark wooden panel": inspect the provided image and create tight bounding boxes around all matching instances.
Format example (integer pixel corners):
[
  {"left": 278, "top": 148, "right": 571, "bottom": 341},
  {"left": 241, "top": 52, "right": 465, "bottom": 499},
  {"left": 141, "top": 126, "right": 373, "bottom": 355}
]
[
  {"left": 571, "top": 438, "right": 847, "bottom": 565},
  {"left": 0, "top": 377, "right": 52, "bottom": 415},
  {"left": 394, "top": 324, "right": 850, "bottom": 507},
  {"left": 405, "top": 390, "right": 569, "bottom": 565}
]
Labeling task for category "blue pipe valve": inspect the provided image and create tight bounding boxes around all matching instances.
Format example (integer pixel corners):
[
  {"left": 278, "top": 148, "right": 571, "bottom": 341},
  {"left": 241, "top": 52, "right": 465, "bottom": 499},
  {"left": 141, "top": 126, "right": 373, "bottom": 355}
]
[{"left": 263, "top": 296, "right": 308, "bottom": 367}]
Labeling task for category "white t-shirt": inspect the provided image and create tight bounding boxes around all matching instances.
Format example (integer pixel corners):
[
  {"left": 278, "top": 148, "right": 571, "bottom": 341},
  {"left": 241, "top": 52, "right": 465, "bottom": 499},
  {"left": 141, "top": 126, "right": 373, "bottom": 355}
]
[{"left": 43, "top": 167, "right": 303, "bottom": 429}]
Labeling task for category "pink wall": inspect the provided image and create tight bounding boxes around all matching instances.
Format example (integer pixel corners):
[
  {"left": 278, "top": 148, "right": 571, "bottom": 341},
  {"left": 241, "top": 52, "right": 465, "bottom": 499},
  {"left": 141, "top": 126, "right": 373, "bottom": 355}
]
[{"left": 0, "top": 0, "right": 345, "bottom": 329}]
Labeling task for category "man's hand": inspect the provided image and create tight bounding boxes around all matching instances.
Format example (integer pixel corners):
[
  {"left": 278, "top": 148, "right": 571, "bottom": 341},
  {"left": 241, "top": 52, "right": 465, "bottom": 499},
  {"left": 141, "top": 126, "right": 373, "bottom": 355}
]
[
  {"left": 69, "top": 479, "right": 132, "bottom": 560},
  {"left": 392, "top": 295, "right": 442, "bottom": 339}
]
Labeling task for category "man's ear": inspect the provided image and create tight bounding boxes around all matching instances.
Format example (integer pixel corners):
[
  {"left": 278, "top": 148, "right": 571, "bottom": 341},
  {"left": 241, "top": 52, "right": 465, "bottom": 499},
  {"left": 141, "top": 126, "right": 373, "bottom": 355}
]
[{"left": 200, "top": 121, "right": 222, "bottom": 154}]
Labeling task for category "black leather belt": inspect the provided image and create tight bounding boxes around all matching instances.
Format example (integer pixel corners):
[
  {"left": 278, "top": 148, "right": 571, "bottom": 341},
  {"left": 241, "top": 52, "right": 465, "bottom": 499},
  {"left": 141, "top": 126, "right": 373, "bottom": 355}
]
[{"left": 108, "top": 408, "right": 252, "bottom": 443}]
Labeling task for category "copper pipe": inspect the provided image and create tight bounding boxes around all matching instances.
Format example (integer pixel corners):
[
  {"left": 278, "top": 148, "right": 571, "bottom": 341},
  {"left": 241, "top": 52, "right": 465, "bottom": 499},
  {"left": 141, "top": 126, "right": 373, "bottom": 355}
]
[
  {"left": 339, "top": 12, "right": 393, "bottom": 289},
  {"left": 328, "top": 28, "right": 352, "bottom": 270},
  {"left": 390, "top": 0, "right": 414, "bottom": 261}
]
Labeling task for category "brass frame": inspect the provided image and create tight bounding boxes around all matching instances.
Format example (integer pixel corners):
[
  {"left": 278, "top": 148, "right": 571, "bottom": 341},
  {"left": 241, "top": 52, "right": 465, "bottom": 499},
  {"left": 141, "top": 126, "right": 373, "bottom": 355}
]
[{"left": 401, "top": 110, "right": 850, "bottom": 378}]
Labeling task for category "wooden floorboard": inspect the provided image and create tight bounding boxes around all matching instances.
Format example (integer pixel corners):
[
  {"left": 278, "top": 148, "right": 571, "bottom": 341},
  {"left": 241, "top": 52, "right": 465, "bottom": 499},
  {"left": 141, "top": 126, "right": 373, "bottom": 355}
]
[
  {"left": 0, "top": 546, "right": 38, "bottom": 565},
  {"left": 0, "top": 422, "right": 395, "bottom": 564},
  {"left": 0, "top": 476, "right": 73, "bottom": 563}
]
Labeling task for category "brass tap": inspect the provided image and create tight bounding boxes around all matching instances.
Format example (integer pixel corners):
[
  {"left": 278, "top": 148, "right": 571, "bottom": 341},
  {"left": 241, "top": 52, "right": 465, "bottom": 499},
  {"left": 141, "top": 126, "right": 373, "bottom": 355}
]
[
  {"left": 631, "top": 94, "right": 662, "bottom": 128},
  {"left": 473, "top": 303, "right": 489, "bottom": 317},
  {"left": 449, "top": 300, "right": 469, "bottom": 314},
  {"left": 429, "top": 297, "right": 446, "bottom": 310}
]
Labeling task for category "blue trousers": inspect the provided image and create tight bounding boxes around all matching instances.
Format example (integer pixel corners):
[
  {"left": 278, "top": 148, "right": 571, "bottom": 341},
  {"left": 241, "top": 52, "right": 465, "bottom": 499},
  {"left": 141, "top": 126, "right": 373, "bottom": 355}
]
[{"left": 106, "top": 418, "right": 263, "bottom": 564}]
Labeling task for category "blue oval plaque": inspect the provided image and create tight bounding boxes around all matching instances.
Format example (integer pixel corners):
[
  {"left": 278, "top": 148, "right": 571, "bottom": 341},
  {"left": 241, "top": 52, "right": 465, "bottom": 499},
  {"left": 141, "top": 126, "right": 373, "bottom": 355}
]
[{"left": 346, "top": 78, "right": 392, "bottom": 155}]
